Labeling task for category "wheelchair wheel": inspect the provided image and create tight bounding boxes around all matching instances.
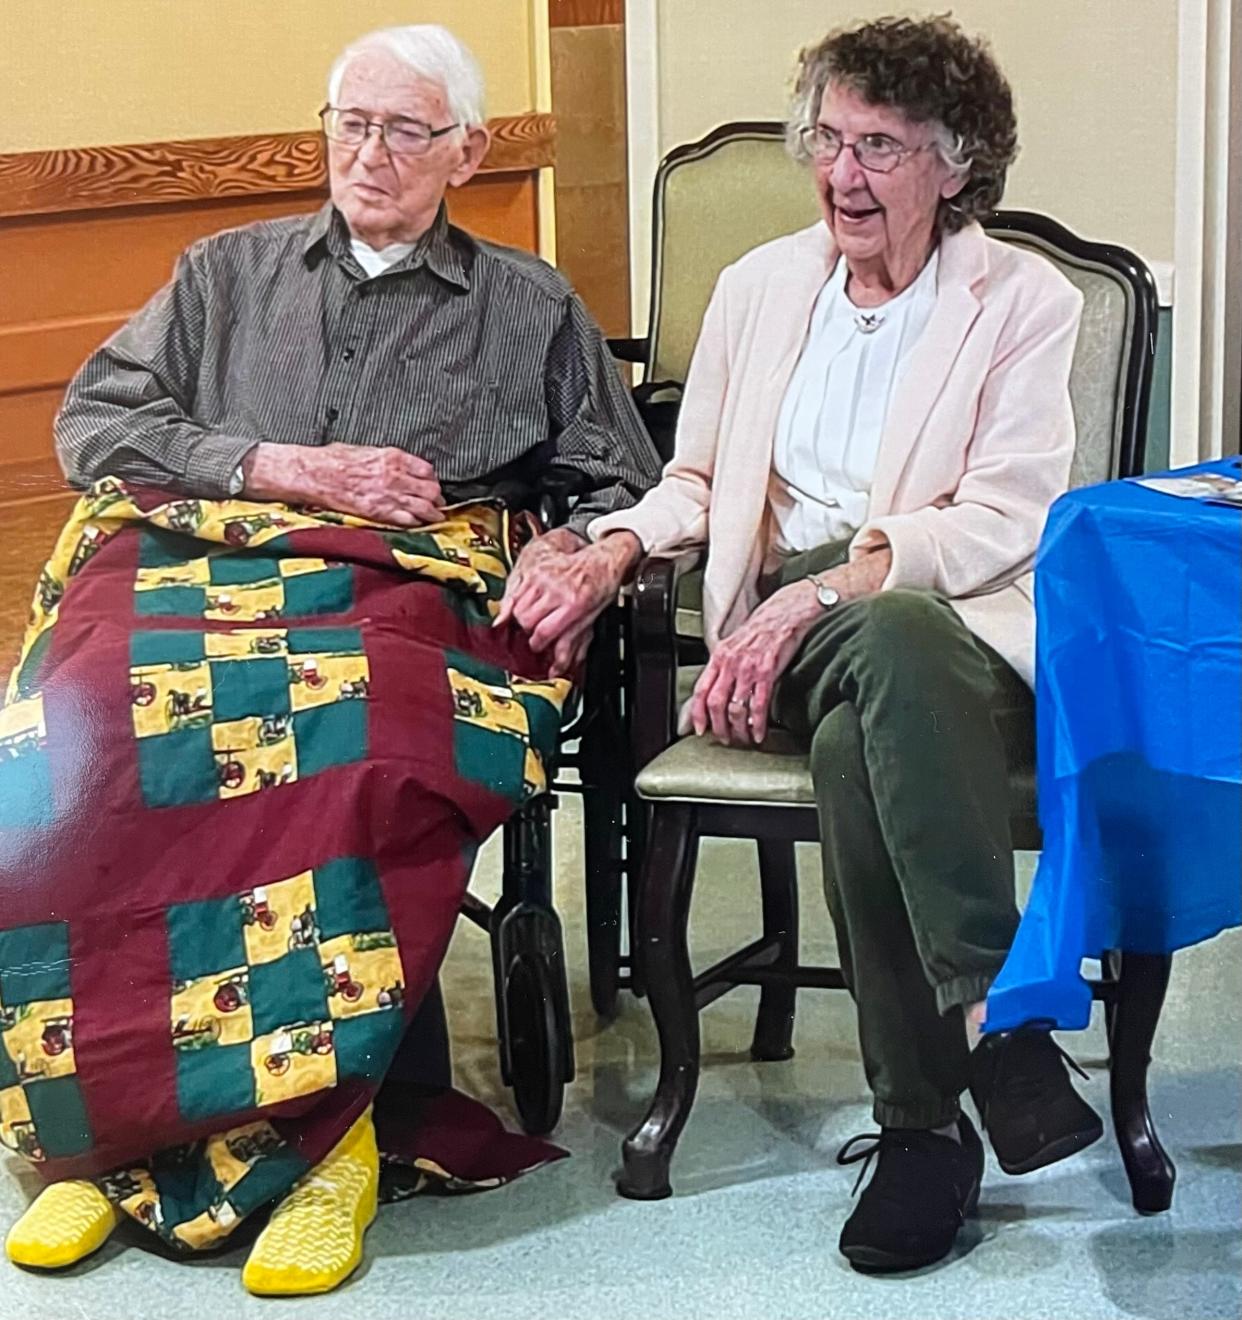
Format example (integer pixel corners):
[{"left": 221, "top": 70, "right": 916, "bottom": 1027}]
[{"left": 504, "top": 952, "right": 565, "bottom": 1136}]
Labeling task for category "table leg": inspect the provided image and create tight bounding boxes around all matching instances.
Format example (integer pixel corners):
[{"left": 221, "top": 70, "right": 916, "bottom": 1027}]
[{"left": 1107, "top": 950, "right": 1176, "bottom": 1213}]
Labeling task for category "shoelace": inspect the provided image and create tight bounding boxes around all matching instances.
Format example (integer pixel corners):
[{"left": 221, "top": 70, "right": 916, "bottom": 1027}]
[
  {"left": 835, "top": 1131, "right": 887, "bottom": 1196},
  {"left": 993, "top": 1028, "right": 1090, "bottom": 1106}
]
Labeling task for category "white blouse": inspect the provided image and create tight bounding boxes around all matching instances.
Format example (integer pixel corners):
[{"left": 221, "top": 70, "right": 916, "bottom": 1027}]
[{"left": 769, "top": 248, "right": 940, "bottom": 555}]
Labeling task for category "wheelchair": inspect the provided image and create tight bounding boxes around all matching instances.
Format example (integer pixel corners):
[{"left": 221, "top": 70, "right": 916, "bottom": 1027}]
[{"left": 456, "top": 472, "right": 644, "bottom": 1135}]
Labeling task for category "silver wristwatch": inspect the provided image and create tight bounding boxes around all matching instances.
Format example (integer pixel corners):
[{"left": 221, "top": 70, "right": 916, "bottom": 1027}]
[{"left": 807, "top": 572, "right": 841, "bottom": 610}]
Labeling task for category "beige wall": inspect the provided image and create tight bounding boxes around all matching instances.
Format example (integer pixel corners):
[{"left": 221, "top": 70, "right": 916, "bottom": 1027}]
[
  {"left": 654, "top": 0, "right": 1177, "bottom": 267},
  {"left": 0, "top": 0, "right": 536, "bottom": 152}
]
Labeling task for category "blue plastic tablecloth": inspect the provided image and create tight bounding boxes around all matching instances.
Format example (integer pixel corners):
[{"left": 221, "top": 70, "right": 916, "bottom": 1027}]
[{"left": 986, "top": 459, "right": 1242, "bottom": 1032}]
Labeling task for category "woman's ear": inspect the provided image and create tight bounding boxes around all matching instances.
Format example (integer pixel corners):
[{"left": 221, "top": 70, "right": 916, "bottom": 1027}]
[
  {"left": 449, "top": 125, "right": 491, "bottom": 189},
  {"left": 940, "top": 170, "right": 969, "bottom": 201}
]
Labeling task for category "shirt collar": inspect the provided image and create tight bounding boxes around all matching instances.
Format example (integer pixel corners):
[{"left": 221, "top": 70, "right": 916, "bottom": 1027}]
[{"left": 303, "top": 202, "right": 471, "bottom": 290}]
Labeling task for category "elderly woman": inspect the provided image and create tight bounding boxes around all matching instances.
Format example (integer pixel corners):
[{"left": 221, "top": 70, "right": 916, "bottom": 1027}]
[{"left": 528, "top": 15, "right": 1104, "bottom": 1273}]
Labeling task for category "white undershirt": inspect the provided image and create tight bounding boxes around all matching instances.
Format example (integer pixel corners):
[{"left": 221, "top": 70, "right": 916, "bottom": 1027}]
[
  {"left": 769, "top": 248, "right": 940, "bottom": 554},
  {"left": 349, "top": 237, "right": 417, "bottom": 278}
]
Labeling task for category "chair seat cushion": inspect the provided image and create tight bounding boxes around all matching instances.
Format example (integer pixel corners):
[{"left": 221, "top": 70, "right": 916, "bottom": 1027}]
[
  {"left": 636, "top": 723, "right": 1042, "bottom": 823},
  {"left": 636, "top": 729, "right": 816, "bottom": 805}
]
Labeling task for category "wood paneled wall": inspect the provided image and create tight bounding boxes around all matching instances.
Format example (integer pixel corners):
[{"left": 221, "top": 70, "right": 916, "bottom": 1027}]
[
  {"left": 549, "top": 2, "right": 629, "bottom": 336},
  {"left": 0, "top": 115, "right": 555, "bottom": 683},
  {"left": 0, "top": 114, "right": 555, "bottom": 508}
]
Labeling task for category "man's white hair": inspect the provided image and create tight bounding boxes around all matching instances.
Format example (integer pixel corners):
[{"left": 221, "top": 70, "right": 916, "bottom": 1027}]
[{"left": 327, "top": 25, "right": 487, "bottom": 128}]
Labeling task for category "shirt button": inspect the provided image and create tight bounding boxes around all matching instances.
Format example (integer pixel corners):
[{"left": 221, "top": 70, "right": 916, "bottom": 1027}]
[
  {"left": 342, "top": 347, "right": 356, "bottom": 361},
  {"left": 326, "top": 407, "right": 340, "bottom": 423}
]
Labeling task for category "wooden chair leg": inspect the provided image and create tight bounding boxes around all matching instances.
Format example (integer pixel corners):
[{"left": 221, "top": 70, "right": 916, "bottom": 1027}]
[
  {"left": 1107, "top": 950, "right": 1176, "bottom": 1213},
  {"left": 618, "top": 802, "right": 700, "bottom": 1200},
  {"left": 751, "top": 838, "right": 798, "bottom": 1062}
]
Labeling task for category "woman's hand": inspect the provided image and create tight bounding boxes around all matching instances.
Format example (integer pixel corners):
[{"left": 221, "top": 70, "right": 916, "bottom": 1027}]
[
  {"left": 690, "top": 545, "right": 893, "bottom": 744},
  {"left": 690, "top": 580, "right": 823, "bottom": 744}
]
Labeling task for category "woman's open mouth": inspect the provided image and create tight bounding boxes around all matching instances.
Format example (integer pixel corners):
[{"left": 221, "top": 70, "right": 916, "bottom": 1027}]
[{"left": 835, "top": 203, "right": 883, "bottom": 226}]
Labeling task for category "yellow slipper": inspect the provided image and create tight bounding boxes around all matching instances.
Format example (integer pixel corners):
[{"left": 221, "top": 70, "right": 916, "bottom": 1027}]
[
  {"left": 241, "top": 1106, "right": 379, "bottom": 1296},
  {"left": 5, "top": 1179, "right": 120, "bottom": 1270}
]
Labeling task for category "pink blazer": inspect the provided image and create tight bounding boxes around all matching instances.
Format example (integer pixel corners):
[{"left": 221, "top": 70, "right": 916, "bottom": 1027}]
[{"left": 589, "top": 221, "right": 1083, "bottom": 685}]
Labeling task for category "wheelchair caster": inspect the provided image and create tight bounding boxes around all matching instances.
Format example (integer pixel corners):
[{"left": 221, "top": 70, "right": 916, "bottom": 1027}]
[
  {"left": 505, "top": 952, "right": 564, "bottom": 1135},
  {"left": 492, "top": 902, "right": 574, "bottom": 1136}
]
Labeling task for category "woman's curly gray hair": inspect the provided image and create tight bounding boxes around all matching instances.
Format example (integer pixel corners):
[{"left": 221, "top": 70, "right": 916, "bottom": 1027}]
[{"left": 786, "top": 14, "right": 1018, "bottom": 233}]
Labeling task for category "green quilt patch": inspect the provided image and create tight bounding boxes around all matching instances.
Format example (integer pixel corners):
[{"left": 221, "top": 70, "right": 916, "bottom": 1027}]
[
  {"left": 0, "top": 920, "right": 92, "bottom": 1161},
  {"left": 444, "top": 649, "right": 569, "bottom": 804}
]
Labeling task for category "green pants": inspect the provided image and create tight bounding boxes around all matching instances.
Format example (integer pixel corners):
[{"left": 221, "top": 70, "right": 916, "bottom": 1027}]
[{"left": 765, "top": 542, "right": 1033, "bottom": 1128}]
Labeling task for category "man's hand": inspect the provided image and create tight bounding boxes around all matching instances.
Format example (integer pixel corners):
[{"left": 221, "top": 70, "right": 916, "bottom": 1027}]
[
  {"left": 243, "top": 442, "right": 443, "bottom": 527},
  {"left": 494, "top": 530, "right": 642, "bottom": 676},
  {"left": 691, "top": 546, "right": 893, "bottom": 745}
]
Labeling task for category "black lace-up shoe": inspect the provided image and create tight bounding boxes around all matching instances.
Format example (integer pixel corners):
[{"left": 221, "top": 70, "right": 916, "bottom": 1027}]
[
  {"left": 969, "top": 1024, "right": 1104, "bottom": 1175},
  {"left": 837, "top": 1114, "right": 984, "bottom": 1273}
]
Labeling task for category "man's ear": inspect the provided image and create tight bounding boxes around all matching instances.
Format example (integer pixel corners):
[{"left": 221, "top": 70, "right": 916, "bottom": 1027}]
[{"left": 449, "top": 125, "right": 491, "bottom": 188}]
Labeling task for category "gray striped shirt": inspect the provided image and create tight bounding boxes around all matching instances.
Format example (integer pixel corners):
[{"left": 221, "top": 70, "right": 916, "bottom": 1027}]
[{"left": 55, "top": 204, "right": 660, "bottom": 534}]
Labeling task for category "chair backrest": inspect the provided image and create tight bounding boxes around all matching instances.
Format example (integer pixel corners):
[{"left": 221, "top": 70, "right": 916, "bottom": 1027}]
[
  {"left": 982, "top": 212, "right": 1156, "bottom": 482},
  {"left": 641, "top": 123, "right": 1157, "bottom": 482},
  {"left": 644, "top": 123, "right": 819, "bottom": 386}
]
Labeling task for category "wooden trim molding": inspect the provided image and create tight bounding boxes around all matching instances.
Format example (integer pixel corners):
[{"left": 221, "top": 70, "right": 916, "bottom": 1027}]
[
  {"left": 0, "top": 112, "right": 556, "bottom": 219},
  {"left": 550, "top": 0, "right": 624, "bottom": 26}
]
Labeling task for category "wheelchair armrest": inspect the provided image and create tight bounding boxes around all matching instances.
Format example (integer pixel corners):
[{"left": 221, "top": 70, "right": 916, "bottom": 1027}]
[
  {"left": 607, "top": 336, "right": 649, "bottom": 364},
  {"left": 447, "top": 466, "right": 592, "bottom": 532},
  {"left": 630, "top": 547, "right": 706, "bottom": 769},
  {"left": 535, "top": 467, "right": 592, "bottom": 530}
]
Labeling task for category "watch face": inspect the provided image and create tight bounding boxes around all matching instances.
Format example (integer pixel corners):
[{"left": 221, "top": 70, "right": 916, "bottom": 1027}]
[{"left": 813, "top": 579, "right": 841, "bottom": 608}]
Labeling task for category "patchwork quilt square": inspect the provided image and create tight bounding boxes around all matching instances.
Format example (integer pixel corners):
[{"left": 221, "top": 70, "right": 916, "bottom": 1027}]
[
  {"left": 164, "top": 859, "right": 405, "bottom": 1123},
  {"left": 129, "top": 629, "right": 369, "bottom": 808}
]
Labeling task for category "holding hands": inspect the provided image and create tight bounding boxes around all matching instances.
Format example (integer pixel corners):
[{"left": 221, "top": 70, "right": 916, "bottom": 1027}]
[
  {"left": 243, "top": 441, "right": 642, "bottom": 678},
  {"left": 494, "top": 529, "right": 642, "bottom": 676}
]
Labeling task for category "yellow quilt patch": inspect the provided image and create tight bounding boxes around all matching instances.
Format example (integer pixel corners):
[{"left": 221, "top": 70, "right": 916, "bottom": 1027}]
[
  {"left": 241, "top": 872, "right": 318, "bottom": 966},
  {"left": 318, "top": 933, "right": 404, "bottom": 1021},
  {"left": 447, "top": 670, "right": 530, "bottom": 739},
  {"left": 252, "top": 1022, "right": 337, "bottom": 1106},
  {"left": 171, "top": 969, "right": 253, "bottom": 1050},
  {"left": 204, "top": 630, "right": 290, "bottom": 659},
  {"left": 0, "top": 1086, "right": 38, "bottom": 1159},
  {"left": 212, "top": 717, "right": 298, "bottom": 799},
  {"left": 204, "top": 580, "right": 284, "bottom": 623},
  {"left": 1, "top": 999, "right": 76, "bottom": 1082},
  {"left": 0, "top": 694, "right": 46, "bottom": 753},
  {"left": 288, "top": 654, "right": 370, "bottom": 711},
  {"left": 130, "top": 664, "right": 214, "bottom": 739}
]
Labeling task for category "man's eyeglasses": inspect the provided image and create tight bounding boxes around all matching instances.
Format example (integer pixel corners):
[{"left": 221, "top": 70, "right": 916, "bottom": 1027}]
[
  {"left": 798, "top": 125, "right": 927, "bottom": 174},
  {"left": 319, "top": 106, "right": 460, "bottom": 156}
]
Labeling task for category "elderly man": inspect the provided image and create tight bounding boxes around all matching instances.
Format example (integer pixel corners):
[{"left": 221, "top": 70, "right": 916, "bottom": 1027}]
[
  {"left": 1, "top": 24, "right": 655, "bottom": 1297},
  {"left": 56, "top": 23, "right": 657, "bottom": 673}
]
